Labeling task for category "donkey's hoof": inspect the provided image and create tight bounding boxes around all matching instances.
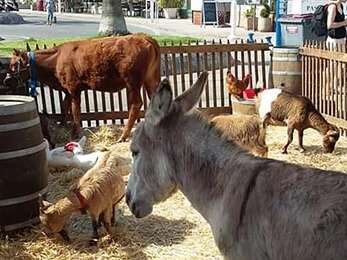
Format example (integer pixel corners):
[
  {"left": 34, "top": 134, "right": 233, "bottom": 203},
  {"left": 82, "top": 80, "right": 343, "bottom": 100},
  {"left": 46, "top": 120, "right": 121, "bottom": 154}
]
[{"left": 281, "top": 149, "right": 288, "bottom": 154}]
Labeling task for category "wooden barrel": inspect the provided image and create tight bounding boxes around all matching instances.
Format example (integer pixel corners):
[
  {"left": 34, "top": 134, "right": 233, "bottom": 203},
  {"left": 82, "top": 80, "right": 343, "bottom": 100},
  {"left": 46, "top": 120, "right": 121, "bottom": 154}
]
[
  {"left": 0, "top": 95, "right": 48, "bottom": 232},
  {"left": 232, "top": 99, "right": 256, "bottom": 115},
  {"left": 272, "top": 47, "right": 302, "bottom": 95}
]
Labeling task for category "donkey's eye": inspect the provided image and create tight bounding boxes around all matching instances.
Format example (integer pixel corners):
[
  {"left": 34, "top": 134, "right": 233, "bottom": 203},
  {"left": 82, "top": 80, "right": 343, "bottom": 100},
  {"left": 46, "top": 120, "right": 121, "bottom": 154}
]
[{"left": 132, "top": 150, "right": 139, "bottom": 157}]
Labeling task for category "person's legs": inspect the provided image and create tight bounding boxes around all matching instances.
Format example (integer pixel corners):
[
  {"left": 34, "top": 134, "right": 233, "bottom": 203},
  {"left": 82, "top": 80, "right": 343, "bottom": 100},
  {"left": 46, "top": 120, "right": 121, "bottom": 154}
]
[{"left": 47, "top": 9, "right": 53, "bottom": 24}]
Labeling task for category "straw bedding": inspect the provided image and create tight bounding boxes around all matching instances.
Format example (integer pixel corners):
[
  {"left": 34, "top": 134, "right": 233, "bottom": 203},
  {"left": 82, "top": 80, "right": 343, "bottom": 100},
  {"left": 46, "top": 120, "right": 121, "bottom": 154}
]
[{"left": 1, "top": 124, "right": 347, "bottom": 260}]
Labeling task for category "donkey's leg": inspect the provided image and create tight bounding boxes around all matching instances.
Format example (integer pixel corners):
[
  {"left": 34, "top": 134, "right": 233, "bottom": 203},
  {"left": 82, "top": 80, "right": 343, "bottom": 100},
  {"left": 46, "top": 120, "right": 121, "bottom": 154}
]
[
  {"left": 71, "top": 93, "right": 81, "bottom": 139},
  {"left": 118, "top": 89, "right": 143, "bottom": 142}
]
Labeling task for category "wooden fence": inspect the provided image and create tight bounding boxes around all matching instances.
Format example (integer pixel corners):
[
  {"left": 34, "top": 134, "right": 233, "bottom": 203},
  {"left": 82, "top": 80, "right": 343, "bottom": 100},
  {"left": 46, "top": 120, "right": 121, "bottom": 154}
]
[
  {"left": 27, "top": 41, "right": 271, "bottom": 127},
  {"left": 299, "top": 42, "right": 347, "bottom": 136}
]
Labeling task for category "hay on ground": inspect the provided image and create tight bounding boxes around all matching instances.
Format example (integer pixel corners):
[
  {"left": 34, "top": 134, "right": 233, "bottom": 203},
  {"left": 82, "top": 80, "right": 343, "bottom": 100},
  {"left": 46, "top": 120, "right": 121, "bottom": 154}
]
[{"left": 1, "top": 125, "right": 347, "bottom": 259}]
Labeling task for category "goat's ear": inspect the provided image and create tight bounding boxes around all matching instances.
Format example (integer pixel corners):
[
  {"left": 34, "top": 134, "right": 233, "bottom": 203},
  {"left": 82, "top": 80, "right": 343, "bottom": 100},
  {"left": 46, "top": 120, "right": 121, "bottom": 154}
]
[
  {"left": 38, "top": 194, "right": 53, "bottom": 211},
  {"left": 174, "top": 71, "right": 208, "bottom": 114},
  {"left": 328, "top": 129, "right": 340, "bottom": 141},
  {"left": 145, "top": 78, "right": 173, "bottom": 125}
]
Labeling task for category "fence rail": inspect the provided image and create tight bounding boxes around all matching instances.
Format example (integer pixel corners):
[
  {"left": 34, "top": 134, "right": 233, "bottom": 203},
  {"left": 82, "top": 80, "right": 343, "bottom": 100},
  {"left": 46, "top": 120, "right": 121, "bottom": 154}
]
[
  {"left": 26, "top": 40, "right": 271, "bottom": 127},
  {"left": 299, "top": 41, "right": 347, "bottom": 136}
]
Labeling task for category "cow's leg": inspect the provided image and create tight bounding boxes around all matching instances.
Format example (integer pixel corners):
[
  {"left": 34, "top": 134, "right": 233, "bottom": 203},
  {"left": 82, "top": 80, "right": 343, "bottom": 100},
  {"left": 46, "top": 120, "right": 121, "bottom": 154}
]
[
  {"left": 282, "top": 124, "right": 294, "bottom": 154},
  {"left": 61, "top": 94, "right": 72, "bottom": 126},
  {"left": 298, "top": 129, "right": 305, "bottom": 153},
  {"left": 71, "top": 93, "right": 81, "bottom": 139},
  {"left": 118, "top": 89, "right": 142, "bottom": 142}
]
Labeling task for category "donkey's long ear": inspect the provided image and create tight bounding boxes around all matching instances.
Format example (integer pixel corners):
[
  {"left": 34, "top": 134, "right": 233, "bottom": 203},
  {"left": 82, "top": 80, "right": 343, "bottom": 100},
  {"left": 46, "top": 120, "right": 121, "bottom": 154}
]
[
  {"left": 174, "top": 71, "right": 208, "bottom": 113},
  {"left": 145, "top": 78, "right": 173, "bottom": 125}
]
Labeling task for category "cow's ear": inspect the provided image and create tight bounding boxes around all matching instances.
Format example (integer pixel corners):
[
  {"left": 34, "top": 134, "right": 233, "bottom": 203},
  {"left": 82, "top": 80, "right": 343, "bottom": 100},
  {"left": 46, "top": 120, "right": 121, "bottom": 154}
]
[
  {"left": 145, "top": 78, "right": 173, "bottom": 125},
  {"left": 174, "top": 71, "right": 208, "bottom": 114}
]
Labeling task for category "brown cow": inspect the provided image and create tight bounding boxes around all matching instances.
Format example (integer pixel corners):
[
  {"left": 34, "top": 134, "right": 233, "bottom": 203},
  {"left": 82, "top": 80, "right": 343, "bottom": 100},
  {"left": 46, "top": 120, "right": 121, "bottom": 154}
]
[{"left": 8, "top": 34, "right": 161, "bottom": 141}]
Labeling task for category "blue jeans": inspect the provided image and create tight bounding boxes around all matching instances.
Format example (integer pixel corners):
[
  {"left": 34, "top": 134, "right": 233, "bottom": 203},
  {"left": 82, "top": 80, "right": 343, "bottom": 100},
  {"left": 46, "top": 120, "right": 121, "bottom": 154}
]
[{"left": 47, "top": 9, "right": 54, "bottom": 23}]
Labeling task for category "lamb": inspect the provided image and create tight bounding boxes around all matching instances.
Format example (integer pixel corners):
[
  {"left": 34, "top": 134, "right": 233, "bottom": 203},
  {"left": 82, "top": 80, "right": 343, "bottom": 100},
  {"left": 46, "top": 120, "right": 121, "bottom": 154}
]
[
  {"left": 39, "top": 162, "right": 127, "bottom": 243},
  {"left": 211, "top": 114, "right": 268, "bottom": 158},
  {"left": 256, "top": 88, "right": 340, "bottom": 154},
  {"left": 225, "top": 70, "right": 251, "bottom": 100}
]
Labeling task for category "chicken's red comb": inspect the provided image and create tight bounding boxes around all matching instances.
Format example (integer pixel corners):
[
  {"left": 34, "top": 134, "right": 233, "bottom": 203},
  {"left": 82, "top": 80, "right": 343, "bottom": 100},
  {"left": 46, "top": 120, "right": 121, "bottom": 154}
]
[{"left": 64, "top": 142, "right": 78, "bottom": 152}]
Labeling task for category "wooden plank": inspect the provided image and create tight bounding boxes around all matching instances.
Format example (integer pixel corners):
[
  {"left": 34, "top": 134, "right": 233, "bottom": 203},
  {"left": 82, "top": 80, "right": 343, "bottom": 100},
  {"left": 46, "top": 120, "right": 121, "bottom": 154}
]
[
  {"left": 101, "top": 91, "right": 107, "bottom": 124},
  {"left": 109, "top": 92, "right": 115, "bottom": 124},
  {"left": 163, "top": 41, "right": 170, "bottom": 78},
  {"left": 247, "top": 46, "right": 253, "bottom": 88},
  {"left": 39, "top": 83, "right": 48, "bottom": 113},
  {"left": 219, "top": 39, "right": 224, "bottom": 107},
  {"left": 204, "top": 40, "right": 209, "bottom": 107},
  {"left": 187, "top": 41, "right": 193, "bottom": 89},
  {"left": 299, "top": 47, "right": 347, "bottom": 63},
  {"left": 322, "top": 43, "right": 327, "bottom": 114},
  {"left": 196, "top": 41, "right": 202, "bottom": 108},
  {"left": 314, "top": 50, "right": 319, "bottom": 110},
  {"left": 47, "top": 87, "right": 55, "bottom": 114},
  {"left": 179, "top": 41, "right": 186, "bottom": 92},
  {"left": 253, "top": 48, "right": 259, "bottom": 88},
  {"left": 211, "top": 40, "right": 217, "bottom": 107},
  {"left": 93, "top": 90, "right": 99, "bottom": 126},
  {"left": 171, "top": 42, "right": 178, "bottom": 97},
  {"left": 260, "top": 40, "right": 267, "bottom": 88},
  {"left": 160, "top": 43, "right": 270, "bottom": 54},
  {"left": 117, "top": 91, "right": 124, "bottom": 125},
  {"left": 318, "top": 42, "right": 323, "bottom": 113},
  {"left": 84, "top": 90, "right": 91, "bottom": 127},
  {"left": 240, "top": 39, "right": 245, "bottom": 78}
]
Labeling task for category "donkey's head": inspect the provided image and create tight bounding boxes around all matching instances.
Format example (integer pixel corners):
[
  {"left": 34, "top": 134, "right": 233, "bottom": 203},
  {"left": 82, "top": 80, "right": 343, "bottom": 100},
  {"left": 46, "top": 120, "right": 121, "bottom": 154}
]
[{"left": 126, "top": 72, "right": 209, "bottom": 218}]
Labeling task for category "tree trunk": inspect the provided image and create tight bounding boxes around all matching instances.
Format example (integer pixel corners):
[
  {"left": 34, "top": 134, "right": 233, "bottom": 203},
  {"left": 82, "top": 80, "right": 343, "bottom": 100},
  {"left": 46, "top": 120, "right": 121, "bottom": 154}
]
[{"left": 99, "top": 0, "right": 129, "bottom": 36}]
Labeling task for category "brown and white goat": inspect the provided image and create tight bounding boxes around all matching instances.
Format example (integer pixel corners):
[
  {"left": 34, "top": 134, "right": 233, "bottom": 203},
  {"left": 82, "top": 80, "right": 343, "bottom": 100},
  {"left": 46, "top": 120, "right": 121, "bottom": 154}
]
[
  {"left": 256, "top": 88, "right": 340, "bottom": 154},
  {"left": 39, "top": 161, "right": 128, "bottom": 243},
  {"left": 211, "top": 114, "right": 268, "bottom": 158}
]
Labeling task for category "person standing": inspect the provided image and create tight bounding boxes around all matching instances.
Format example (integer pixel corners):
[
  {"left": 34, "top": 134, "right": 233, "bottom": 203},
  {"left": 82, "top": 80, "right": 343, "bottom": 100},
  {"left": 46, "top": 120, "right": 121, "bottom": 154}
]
[
  {"left": 327, "top": 0, "right": 347, "bottom": 46},
  {"left": 45, "top": 0, "right": 55, "bottom": 25}
]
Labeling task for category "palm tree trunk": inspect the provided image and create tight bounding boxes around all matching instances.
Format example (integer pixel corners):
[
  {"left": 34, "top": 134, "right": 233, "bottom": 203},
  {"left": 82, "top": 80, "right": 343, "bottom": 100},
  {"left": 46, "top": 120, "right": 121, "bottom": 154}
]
[{"left": 99, "top": 0, "right": 129, "bottom": 36}]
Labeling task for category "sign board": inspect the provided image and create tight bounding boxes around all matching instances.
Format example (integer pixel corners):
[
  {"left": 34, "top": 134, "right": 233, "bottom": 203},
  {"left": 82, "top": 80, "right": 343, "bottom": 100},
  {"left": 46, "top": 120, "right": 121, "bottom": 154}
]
[
  {"left": 287, "top": 0, "right": 347, "bottom": 15},
  {"left": 202, "top": 0, "right": 217, "bottom": 25}
]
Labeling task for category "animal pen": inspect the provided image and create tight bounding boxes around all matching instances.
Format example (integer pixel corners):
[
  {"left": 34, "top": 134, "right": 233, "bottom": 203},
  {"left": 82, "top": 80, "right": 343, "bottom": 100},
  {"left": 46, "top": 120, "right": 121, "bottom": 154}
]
[
  {"left": 24, "top": 40, "right": 347, "bottom": 136},
  {"left": 300, "top": 42, "right": 347, "bottom": 136},
  {"left": 28, "top": 41, "right": 271, "bottom": 126}
]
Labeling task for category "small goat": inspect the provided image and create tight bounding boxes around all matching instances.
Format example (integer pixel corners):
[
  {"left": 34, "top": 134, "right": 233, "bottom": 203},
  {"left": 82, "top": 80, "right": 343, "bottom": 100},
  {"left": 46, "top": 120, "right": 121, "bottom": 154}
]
[
  {"left": 39, "top": 163, "right": 127, "bottom": 243},
  {"left": 225, "top": 71, "right": 251, "bottom": 100},
  {"left": 211, "top": 114, "right": 268, "bottom": 158},
  {"left": 256, "top": 88, "right": 340, "bottom": 154}
]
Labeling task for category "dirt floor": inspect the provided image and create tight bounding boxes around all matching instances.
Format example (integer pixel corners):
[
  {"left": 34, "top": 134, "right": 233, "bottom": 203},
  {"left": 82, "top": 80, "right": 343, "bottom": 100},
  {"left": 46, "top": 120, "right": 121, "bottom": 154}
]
[{"left": 0, "top": 124, "right": 347, "bottom": 260}]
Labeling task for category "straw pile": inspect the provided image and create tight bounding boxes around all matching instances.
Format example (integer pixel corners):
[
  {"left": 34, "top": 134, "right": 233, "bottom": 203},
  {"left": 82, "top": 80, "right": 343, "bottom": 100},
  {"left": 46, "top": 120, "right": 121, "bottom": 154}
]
[{"left": 1, "top": 124, "right": 347, "bottom": 260}]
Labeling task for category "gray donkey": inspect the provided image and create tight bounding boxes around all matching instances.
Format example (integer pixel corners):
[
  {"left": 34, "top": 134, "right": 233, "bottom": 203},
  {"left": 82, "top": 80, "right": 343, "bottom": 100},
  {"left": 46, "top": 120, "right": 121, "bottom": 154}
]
[{"left": 126, "top": 71, "right": 347, "bottom": 260}]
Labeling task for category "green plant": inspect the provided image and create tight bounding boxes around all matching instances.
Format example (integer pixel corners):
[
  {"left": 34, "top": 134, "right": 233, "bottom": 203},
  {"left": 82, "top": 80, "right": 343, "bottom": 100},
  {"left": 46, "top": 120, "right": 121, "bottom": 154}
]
[
  {"left": 260, "top": 3, "right": 271, "bottom": 18},
  {"left": 159, "top": 0, "right": 184, "bottom": 9},
  {"left": 244, "top": 6, "right": 256, "bottom": 18}
]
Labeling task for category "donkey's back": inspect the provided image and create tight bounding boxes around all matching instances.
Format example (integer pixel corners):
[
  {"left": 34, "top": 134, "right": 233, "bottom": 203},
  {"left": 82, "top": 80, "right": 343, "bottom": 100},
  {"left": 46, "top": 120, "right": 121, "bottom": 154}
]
[{"left": 223, "top": 157, "right": 347, "bottom": 260}]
